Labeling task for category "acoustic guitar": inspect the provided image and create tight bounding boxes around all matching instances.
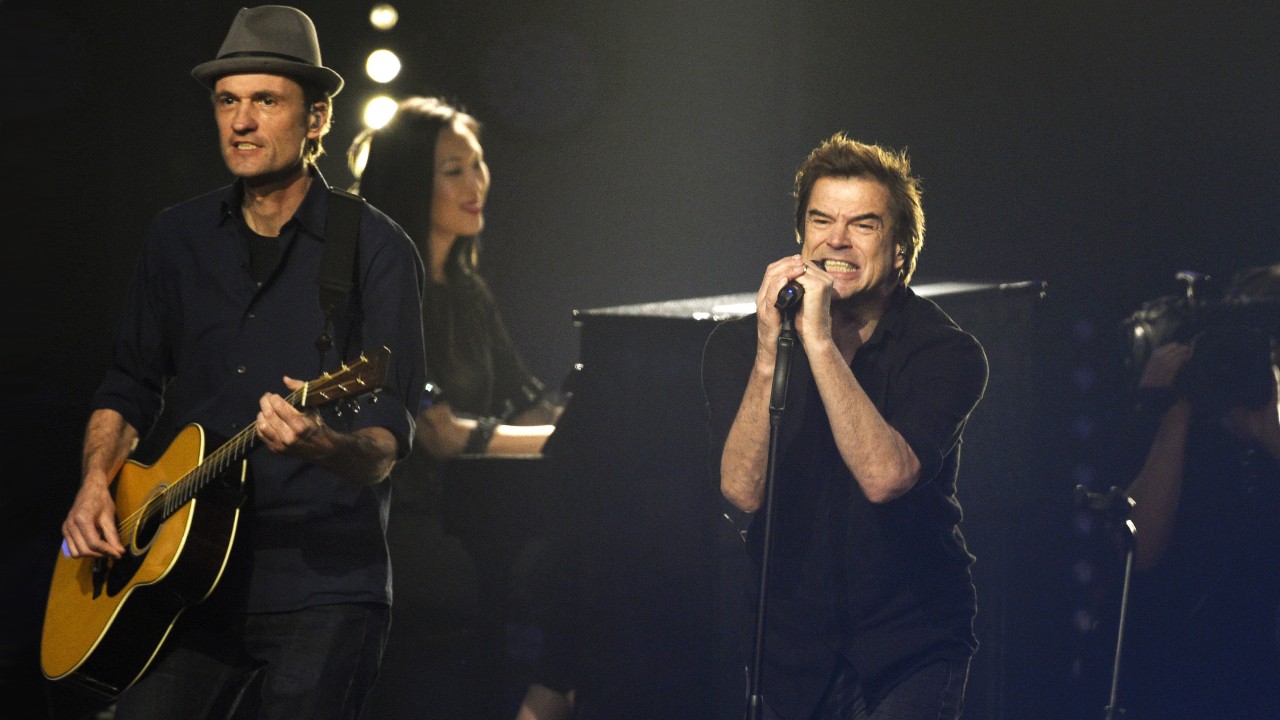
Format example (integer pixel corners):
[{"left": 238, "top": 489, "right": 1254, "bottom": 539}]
[{"left": 40, "top": 347, "right": 391, "bottom": 698}]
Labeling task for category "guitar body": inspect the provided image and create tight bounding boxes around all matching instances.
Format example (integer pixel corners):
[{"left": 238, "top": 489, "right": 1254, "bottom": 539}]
[
  {"left": 40, "top": 347, "right": 390, "bottom": 699},
  {"left": 41, "top": 423, "right": 246, "bottom": 698}
]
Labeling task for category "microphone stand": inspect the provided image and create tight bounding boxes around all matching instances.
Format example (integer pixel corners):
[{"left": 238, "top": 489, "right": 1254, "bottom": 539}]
[
  {"left": 746, "top": 301, "right": 799, "bottom": 720},
  {"left": 1074, "top": 485, "right": 1137, "bottom": 720}
]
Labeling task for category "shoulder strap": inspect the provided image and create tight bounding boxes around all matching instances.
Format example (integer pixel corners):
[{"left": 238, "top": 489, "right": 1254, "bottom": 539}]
[
  {"left": 314, "top": 187, "right": 365, "bottom": 360},
  {"left": 319, "top": 187, "right": 365, "bottom": 326}
]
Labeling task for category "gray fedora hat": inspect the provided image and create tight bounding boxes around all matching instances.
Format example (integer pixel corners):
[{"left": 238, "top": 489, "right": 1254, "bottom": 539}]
[{"left": 191, "top": 5, "right": 344, "bottom": 96}]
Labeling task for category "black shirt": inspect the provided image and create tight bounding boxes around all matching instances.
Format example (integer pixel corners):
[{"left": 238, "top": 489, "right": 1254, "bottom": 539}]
[
  {"left": 421, "top": 271, "right": 543, "bottom": 417},
  {"left": 702, "top": 284, "right": 989, "bottom": 718},
  {"left": 92, "top": 171, "right": 427, "bottom": 611}
]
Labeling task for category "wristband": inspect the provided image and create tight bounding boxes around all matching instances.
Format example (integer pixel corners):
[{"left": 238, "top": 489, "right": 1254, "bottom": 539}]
[
  {"left": 420, "top": 381, "right": 444, "bottom": 411},
  {"left": 464, "top": 417, "right": 499, "bottom": 455}
]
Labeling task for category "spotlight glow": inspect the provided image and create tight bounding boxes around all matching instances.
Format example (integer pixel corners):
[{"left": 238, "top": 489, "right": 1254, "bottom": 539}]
[
  {"left": 362, "top": 95, "right": 400, "bottom": 131},
  {"left": 365, "top": 49, "right": 402, "bottom": 84},
  {"left": 370, "top": 4, "right": 398, "bottom": 31}
]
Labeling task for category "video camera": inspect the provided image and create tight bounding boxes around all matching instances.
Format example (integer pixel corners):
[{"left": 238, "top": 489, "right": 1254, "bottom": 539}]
[{"left": 1121, "top": 264, "right": 1279, "bottom": 415}]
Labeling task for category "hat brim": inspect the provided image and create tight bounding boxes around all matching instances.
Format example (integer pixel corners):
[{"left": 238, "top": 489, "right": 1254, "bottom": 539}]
[{"left": 191, "top": 57, "right": 344, "bottom": 96}]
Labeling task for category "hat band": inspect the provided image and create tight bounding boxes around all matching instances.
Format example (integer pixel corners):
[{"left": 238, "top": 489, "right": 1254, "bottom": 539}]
[{"left": 219, "top": 50, "right": 313, "bottom": 64}]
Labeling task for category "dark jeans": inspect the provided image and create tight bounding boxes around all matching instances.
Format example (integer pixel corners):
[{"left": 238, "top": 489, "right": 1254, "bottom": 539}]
[
  {"left": 765, "top": 658, "right": 970, "bottom": 720},
  {"left": 113, "top": 603, "right": 390, "bottom": 720}
]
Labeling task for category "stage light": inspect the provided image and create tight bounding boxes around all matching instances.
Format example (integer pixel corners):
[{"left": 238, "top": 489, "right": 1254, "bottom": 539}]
[
  {"left": 365, "top": 49, "right": 401, "bottom": 83},
  {"left": 362, "top": 95, "right": 399, "bottom": 132},
  {"left": 370, "top": 3, "right": 398, "bottom": 31}
]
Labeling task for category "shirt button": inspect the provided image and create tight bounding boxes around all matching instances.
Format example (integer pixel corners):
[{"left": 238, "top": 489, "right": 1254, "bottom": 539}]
[
  {"left": 237, "top": 366, "right": 246, "bottom": 374},
  {"left": 247, "top": 312, "right": 256, "bottom": 319}
]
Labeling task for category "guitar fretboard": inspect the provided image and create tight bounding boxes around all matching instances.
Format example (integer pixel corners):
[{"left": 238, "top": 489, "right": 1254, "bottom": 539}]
[{"left": 156, "top": 387, "right": 306, "bottom": 519}]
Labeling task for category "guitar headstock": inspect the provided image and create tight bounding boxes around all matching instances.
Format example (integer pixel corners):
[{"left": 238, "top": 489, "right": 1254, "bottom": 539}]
[{"left": 300, "top": 346, "right": 392, "bottom": 408}]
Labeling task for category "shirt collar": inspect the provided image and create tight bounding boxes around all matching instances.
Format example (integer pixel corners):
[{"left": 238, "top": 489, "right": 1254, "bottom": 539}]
[
  {"left": 294, "top": 168, "right": 332, "bottom": 240},
  {"left": 863, "top": 283, "right": 911, "bottom": 348},
  {"left": 216, "top": 167, "right": 333, "bottom": 239}
]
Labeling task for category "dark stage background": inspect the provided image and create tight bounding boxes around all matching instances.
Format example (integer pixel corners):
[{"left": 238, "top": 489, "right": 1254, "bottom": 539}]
[{"left": 4, "top": 1, "right": 1278, "bottom": 719}]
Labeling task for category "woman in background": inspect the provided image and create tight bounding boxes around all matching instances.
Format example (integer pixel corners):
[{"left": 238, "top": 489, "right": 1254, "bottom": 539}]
[{"left": 349, "top": 96, "right": 570, "bottom": 719}]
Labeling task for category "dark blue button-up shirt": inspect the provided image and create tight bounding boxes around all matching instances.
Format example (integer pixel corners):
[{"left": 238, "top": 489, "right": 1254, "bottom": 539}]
[{"left": 92, "top": 170, "right": 426, "bottom": 612}]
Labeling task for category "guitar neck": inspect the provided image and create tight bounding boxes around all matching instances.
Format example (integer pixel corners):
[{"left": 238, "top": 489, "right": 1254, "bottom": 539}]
[
  {"left": 138, "top": 346, "right": 389, "bottom": 528},
  {"left": 156, "top": 387, "right": 305, "bottom": 519}
]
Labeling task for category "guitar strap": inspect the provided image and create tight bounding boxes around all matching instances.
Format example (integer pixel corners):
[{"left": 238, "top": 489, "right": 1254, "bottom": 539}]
[{"left": 316, "top": 187, "right": 366, "bottom": 364}]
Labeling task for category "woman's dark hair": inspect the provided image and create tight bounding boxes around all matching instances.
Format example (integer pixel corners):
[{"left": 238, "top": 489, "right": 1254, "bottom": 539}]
[{"left": 348, "top": 96, "right": 482, "bottom": 280}]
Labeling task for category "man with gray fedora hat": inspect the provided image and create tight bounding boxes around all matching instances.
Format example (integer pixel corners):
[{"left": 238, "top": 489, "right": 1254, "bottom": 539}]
[
  {"left": 191, "top": 4, "right": 344, "bottom": 96},
  {"left": 55, "top": 5, "right": 426, "bottom": 719}
]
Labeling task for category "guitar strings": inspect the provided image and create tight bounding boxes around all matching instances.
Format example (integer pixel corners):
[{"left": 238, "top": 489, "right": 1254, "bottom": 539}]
[
  {"left": 113, "top": 387, "right": 307, "bottom": 547},
  {"left": 106, "top": 349, "right": 381, "bottom": 548}
]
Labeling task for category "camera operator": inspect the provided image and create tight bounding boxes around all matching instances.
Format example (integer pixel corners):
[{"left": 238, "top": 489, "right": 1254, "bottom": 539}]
[{"left": 1119, "top": 322, "right": 1280, "bottom": 719}]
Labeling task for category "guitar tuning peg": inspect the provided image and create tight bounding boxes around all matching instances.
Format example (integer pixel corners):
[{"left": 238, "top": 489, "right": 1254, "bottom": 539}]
[{"left": 335, "top": 398, "right": 361, "bottom": 416}]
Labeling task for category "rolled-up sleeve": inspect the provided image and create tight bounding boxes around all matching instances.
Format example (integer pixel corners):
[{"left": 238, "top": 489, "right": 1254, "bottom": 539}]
[
  {"left": 888, "top": 328, "right": 989, "bottom": 486},
  {"left": 348, "top": 210, "right": 426, "bottom": 459}
]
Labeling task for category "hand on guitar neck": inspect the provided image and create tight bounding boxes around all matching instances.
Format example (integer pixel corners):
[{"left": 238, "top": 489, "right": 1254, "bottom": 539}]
[{"left": 256, "top": 375, "right": 399, "bottom": 486}]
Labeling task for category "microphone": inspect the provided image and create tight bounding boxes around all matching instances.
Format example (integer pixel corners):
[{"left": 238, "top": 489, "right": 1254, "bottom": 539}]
[{"left": 774, "top": 282, "right": 804, "bottom": 313}]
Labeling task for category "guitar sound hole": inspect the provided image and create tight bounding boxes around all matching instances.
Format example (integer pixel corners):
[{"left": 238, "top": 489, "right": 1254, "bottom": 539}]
[
  {"left": 135, "top": 509, "right": 162, "bottom": 550},
  {"left": 131, "top": 487, "right": 168, "bottom": 553}
]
